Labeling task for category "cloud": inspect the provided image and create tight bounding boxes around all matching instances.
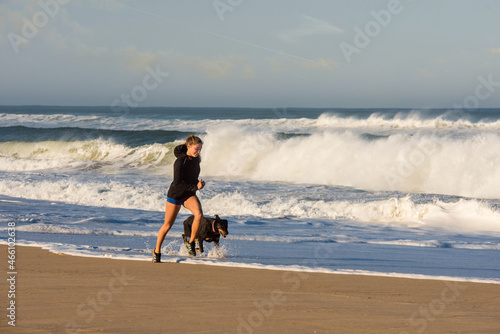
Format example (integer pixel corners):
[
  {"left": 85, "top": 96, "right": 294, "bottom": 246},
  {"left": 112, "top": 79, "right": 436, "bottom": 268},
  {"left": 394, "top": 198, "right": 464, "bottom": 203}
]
[
  {"left": 277, "top": 15, "right": 343, "bottom": 43},
  {"left": 0, "top": 10, "right": 20, "bottom": 46},
  {"left": 83, "top": 0, "right": 124, "bottom": 11},
  {"left": 0, "top": 0, "right": 77, "bottom": 52},
  {"left": 268, "top": 57, "right": 338, "bottom": 72},
  {"left": 299, "top": 58, "right": 338, "bottom": 71},
  {"left": 417, "top": 68, "right": 436, "bottom": 78},
  {"left": 175, "top": 55, "right": 255, "bottom": 79},
  {"left": 0, "top": 1, "right": 38, "bottom": 46},
  {"left": 62, "top": 0, "right": 124, "bottom": 11},
  {"left": 119, "top": 51, "right": 256, "bottom": 79},
  {"left": 118, "top": 47, "right": 170, "bottom": 71},
  {"left": 489, "top": 48, "right": 500, "bottom": 55},
  {"left": 17, "top": 15, "right": 255, "bottom": 80},
  {"left": 267, "top": 58, "right": 287, "bottom": 72},
  {"left": 72, "top": 45, "right": 257, "bottom": 79}
]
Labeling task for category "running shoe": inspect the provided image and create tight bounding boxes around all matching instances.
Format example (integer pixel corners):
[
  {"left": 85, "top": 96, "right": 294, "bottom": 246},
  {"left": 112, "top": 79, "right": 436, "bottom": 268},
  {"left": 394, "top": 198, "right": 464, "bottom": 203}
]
[
  {"left": 185, "top": 241, "right": 196, "bottom": 257},
  {"left": 152, "top": 249, "right": 161, "bottom": 263}
]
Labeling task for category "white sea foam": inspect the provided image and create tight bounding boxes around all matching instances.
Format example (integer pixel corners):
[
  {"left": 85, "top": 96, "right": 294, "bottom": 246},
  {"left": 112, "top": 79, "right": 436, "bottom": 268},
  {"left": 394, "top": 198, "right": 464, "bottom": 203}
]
[
  {"left": 0, "top": 140, "right": 175, "bottom": 172},
  {"left": 3, "top": 171, "right": 498, "bottom": 232},
  {"left": 3, "top": 114, "right": 500, "bottom": 199},
  {"left": 204, "top": 193, "right": 500, "bottom": 233},
  {"left": 3, "top": 111, "right": 500, "bottom": 133},
  {"left": 202, "top": 126, "right": 500, "bottom": 199},
  {"left": 316, "top": 111, "right": 500, "bottom": 131},
  {"left": 13, "top": 223, "right": 162, "bottom": 238},
  {"left": 9, "top": 220, "right": 499, "bottom": 250},
  {"left": 3, "top": 241, "right": 499, "bottom": 284},
  {"left": 0, "top": 177, "right": 165, "bottom": 211}
]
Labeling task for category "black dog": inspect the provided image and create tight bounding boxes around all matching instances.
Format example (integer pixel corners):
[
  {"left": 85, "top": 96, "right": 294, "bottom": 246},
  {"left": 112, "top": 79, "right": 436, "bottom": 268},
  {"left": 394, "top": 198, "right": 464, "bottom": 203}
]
[{"left": 182, "top": 215, "right": 228, "bottom": 254}]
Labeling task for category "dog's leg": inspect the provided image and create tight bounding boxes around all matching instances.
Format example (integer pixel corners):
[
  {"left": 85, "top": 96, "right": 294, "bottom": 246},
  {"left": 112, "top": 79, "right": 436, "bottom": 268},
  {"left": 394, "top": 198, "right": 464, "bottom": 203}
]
[
  {"left": 214, "top": 235, "right": 220, "bottom": 250},
  {"left": 182, "top": 234, "right": 187, "bottom": 244},
  {"left": 198, "top": 240, "right": 204, "bottom": 253}
]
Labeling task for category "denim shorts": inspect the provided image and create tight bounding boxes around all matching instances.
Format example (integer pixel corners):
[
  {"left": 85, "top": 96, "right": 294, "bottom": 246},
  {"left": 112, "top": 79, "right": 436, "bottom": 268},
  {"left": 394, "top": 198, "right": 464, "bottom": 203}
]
[{"left": 166, "top": 197, "right": 184, "bottom": 206}]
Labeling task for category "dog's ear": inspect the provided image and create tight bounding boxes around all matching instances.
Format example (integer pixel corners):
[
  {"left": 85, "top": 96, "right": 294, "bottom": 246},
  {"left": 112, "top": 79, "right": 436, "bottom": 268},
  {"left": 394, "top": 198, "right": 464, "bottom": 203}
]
[{"left": 215, "top": 215, "right": 220, "bottom": 221}]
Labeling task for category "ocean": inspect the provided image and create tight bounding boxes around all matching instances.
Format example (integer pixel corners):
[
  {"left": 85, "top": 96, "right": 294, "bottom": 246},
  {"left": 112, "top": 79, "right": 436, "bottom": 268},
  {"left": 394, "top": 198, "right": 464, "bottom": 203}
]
[{"left": 1, "top": 106, "right": 499, "bottom": 283}]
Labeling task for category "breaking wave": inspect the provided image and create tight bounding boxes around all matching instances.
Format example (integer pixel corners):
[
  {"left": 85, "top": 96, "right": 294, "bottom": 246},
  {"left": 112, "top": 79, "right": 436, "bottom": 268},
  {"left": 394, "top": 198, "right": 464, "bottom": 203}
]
[
  {"left": 2, "top": 109, "right": 500, "bottom": 133},
  {"left": 2, "top": 124, "right": 500, "bottom": 199},
  {"left": 202, "top": 126, "right": 500, "bottom": 199}
]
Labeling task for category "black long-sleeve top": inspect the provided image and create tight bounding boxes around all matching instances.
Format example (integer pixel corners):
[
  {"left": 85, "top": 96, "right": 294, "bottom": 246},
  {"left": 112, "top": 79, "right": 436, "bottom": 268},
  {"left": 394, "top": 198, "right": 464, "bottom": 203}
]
[{"left": 166, "top": 144, "right": 200, "bottom": 201}]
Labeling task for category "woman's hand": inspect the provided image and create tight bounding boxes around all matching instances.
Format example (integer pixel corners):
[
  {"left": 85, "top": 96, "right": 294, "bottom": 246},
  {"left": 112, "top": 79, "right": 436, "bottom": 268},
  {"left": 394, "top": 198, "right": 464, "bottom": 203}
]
[{"left": 197, "top": 179, "right": 205, "bottom": 190}]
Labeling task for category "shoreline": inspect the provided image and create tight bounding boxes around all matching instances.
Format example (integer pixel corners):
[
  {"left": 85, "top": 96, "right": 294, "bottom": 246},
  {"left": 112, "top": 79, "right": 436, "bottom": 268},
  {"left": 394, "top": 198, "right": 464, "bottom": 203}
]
[
  {"left": 7, "top": 242, "right": 500, "bottom": 285},
  {"left": 2, "top": 245, "right": 500, "bottom": 333}
]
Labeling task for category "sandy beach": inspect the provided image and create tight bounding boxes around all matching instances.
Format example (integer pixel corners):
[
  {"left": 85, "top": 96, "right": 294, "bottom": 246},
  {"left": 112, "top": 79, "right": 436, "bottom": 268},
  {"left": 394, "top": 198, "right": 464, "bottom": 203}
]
[{"left": 0, "top": 245, "right": 499, "bottom": 333}]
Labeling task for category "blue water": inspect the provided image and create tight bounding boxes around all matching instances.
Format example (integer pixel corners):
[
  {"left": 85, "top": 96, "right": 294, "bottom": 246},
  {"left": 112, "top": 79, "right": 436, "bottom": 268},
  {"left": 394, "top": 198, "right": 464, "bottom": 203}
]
[{"left": 1, "top": 106, "right": 499, "bottom": 282}]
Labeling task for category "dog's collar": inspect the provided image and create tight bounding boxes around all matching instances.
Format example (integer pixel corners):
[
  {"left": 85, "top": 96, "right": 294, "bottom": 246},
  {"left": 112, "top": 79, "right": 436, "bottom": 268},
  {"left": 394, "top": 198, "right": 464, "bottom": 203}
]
[{"left": 212, "top": 220, "right": 216, "bottom": 233}]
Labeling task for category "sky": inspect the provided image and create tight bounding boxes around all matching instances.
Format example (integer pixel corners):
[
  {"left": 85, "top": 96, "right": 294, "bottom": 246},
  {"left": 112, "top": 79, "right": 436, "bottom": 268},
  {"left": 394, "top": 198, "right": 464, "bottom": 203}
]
[{"left": 1, "top": 0, "right": 500, "bottom": 108}]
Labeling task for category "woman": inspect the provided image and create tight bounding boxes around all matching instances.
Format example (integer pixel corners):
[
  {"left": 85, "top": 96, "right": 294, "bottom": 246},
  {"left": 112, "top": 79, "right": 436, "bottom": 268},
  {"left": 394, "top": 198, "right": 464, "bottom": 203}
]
[{"left": 153, "top": 135, "right": 205, "bottom": 262}]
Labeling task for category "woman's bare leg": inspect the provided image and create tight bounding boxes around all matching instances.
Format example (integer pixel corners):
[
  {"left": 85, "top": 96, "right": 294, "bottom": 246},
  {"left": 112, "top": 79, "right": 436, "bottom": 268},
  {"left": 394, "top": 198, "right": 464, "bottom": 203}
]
[
  {"left": 183, "top": 196, "right": 203, "bottom": 242},
  {"left": 155, "top": 202, "right": 181, "bottom": 253}
]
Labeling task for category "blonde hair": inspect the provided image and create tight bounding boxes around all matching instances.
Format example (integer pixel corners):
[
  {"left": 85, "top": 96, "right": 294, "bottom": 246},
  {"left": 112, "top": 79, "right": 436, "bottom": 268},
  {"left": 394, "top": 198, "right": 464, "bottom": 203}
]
[
  {"left": 185, "top": 135, "right": 203, "bottom": 146},
  {"left": 185, "top": 135, "right": 203, "bottom": 162}
]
